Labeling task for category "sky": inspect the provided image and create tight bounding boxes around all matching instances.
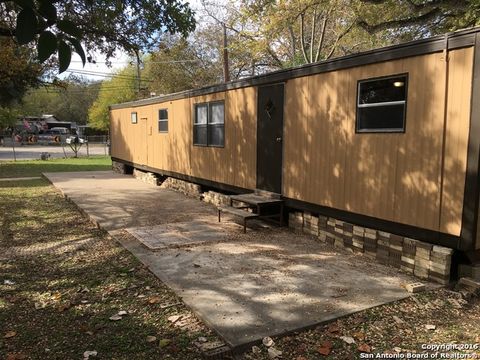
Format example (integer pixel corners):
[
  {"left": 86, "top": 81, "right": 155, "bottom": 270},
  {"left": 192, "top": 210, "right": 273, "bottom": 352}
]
[
  {"left": 60, "top": 0, "right": 206, "bottom": 81},
  {"left": 64, "top": 51, "right": 132, "bottom": 80}
]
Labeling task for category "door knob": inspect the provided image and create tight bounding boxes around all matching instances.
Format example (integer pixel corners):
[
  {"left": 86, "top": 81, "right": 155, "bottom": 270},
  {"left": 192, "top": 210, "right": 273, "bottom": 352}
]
[{"left": 276, "top": 137, "right": 282, "bottom": 142}]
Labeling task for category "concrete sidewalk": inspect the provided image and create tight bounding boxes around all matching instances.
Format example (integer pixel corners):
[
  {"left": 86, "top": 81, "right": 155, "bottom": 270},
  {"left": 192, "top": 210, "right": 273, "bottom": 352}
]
[{"left": 44, "top": 171, "right": 427, "bottom": 351}]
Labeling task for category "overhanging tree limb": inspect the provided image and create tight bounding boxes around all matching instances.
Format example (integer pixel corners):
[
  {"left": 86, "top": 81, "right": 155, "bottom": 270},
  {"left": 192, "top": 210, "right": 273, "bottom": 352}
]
[{"left": 357, "top": 7, "right": 444, "bottom": 33}]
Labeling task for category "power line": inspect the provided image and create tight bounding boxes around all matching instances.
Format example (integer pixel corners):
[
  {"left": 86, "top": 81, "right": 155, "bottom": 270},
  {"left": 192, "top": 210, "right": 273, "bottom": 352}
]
[
  {"left": 70, "top": 59, "right": 202, "bottom": 64},
  {"left": 65, "top": 69, "right": 154, "bottom": 82}
]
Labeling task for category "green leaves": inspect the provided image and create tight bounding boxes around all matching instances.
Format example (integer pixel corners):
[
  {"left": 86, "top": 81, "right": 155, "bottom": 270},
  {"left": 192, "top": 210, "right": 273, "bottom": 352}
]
[
  {"left": 57, "top": 20, "right": 82, "bottom": 38},
  {"left": 68, "top": 38, "right": 86, "bottom": 66},
  {"left": 15, "top": 7, "right": 38, "bottom": 44},
  {"left": 38, "top": 1, "right": 57, "bottom": 21},
  {"left": 58, "top": 41, "right": 72, "bottom": 73},
  {"left": 37, "top": 31, "right": 57, "bottom": 62}
]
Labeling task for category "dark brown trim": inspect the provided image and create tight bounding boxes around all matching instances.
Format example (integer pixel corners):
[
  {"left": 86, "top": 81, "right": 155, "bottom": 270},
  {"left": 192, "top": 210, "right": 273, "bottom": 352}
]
[
  {"left": 284, "top": 197, "right": 461, "bottom": 250},
  {"left": 460, "top": 32, "right": 480, "bottom": 251},
  {"left": 110, "top": 28, "right": 478, "bottom": 111},
  {"left": 111, "top": 157, "right": 252, "bottom": 194}
]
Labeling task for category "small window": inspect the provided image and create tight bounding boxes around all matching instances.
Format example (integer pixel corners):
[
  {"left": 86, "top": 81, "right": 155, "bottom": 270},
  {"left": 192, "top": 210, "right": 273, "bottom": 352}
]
[
  {"left": 194, "top": 101, "right": 224, "bottom": 147},
  {"left": 208, "top": 102, "right": 225, "bottom": 147},
  {"left": 158, "top": 109, "right": 168, "bottom": 133},
  {"left": 131, "top": 112, "right": 137, "bottom": 124},
  {"left": 356, "top": 74, "right": 408, "bottom": 133},
  {"left": 194, "top": 104, "right": 208, "bottom": 146}
]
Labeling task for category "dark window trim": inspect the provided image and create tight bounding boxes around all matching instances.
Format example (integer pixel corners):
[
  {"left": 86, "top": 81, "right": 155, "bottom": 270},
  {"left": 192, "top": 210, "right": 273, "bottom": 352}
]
[
  {"left": 131, "top": 111, "right": 138, "bottom": 124},
  {"left": 355, "top": 73, "right": 409, "bottom": 134},
  {"left": 158, "top": 108, "right": 168, "bottom": 133},
  {"left": 193, "top": 100, "right": 225, "bottom": 148}
]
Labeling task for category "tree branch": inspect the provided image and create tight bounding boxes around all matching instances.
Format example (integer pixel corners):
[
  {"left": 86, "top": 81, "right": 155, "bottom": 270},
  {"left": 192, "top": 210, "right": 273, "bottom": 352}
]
[
  {"left": 315, "top": 14, "right": 328, "bottom": 62},
  {"left": 357, "top": 7, "right": 443, "bottom": 33},
  {"left": 309, "top": 8, "right": 316, "bottom": 63},
  {"left": 300, "top": 13, "right": 308, "bottom": 63},
  {"left": 326, "top": 21, "right": 355, "bottom": 59}
]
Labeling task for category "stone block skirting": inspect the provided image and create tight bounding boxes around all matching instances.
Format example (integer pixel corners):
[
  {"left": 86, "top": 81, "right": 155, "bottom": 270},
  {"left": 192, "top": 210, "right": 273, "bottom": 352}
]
[
  {"left": 289, "top": 211, "right": 453, "bottom": 285},
  {"left": 133, "top": 168, "right": 160, "bottom": 186},
  {"left": 112, "top": 160, "right": 128, "bottom": 174},
  {"left": 202, "top": 191, "right": 231, "bottom": 206},
  {"left": 160, "top": 177, "right": 202, "bottom": 198}
]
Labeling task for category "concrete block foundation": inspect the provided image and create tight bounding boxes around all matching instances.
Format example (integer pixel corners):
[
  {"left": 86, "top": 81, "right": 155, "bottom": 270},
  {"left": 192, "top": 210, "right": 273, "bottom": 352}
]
[{"left": 289, "top": 211, "right": 453, "bottom": 285}]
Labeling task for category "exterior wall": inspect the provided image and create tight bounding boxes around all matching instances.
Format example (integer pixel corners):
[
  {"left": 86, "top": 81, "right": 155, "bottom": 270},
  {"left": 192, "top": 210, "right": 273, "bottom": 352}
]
[
  {"left": 110, "top": 86, "right": 257, "bottom": 190},
  {"left": 110, "top": 47, "right": 474, "bottom": 240},
  {"left": 283, "top": 47, "right": 474, "bottom": 237}
]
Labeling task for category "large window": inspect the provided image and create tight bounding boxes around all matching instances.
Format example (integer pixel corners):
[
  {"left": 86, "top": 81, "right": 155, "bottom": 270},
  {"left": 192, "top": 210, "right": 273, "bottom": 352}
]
[
  {"left": 131, "top": 111, "right": 137, "bottom": 124},
  {"left": 158, "top": 109, "right": 168, "bottom": 133},
  {"left": 356, "top": 74, "right": 408, "bottom": 133},
  {"left": 194, "top": 101, "right": 225, "bottom": 147}
]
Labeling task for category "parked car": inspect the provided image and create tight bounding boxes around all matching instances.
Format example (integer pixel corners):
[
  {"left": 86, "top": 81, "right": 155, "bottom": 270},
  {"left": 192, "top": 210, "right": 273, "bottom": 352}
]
[{"left": 38, "top": 128, "right": 70, "bottom": 143}]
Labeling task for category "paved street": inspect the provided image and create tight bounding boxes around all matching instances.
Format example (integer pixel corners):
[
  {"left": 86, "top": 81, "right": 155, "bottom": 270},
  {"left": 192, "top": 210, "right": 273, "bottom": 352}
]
[{"left": 0, "top": 144, "right": 108, "bottom": 161}]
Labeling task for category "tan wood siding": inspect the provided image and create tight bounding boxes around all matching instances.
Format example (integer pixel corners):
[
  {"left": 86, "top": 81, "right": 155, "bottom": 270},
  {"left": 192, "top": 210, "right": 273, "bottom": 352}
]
[
  {"left": 111, "top": 87, "right": 257, "bottom": 190},
  {"left": 441, "top": 47, "right": 474, "bottom": 235},
  {"left": 283, "top": 48, "right": 473, "bottom": 236}
]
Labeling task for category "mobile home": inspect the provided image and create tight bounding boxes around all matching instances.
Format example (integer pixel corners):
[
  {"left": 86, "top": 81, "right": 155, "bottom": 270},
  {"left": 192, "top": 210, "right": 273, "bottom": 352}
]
[{"left": 110, "top": 27, "right": 480, "bottom": 281}]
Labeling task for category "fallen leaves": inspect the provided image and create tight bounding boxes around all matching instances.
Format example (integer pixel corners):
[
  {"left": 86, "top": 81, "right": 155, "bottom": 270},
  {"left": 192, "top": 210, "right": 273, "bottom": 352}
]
[
  {"left": 340, "top": 336, "right": 355, "bottom": 344},
  {"left": 4, "top": 331, "right": 17, "bottom": 338},
  {"left": 159, "top": 338, "right": 171, "bottom": 348},
  {"left": 352, "top": 331, "right": 365, "bottom": 341},
  {"left": 148, "top": 296, "right": 162, "bottom": 304},
  {"left": 6, "top": 353, "right": 26, "bottom": 360},
  {"left": 327, "top": 322, "right": 340, "bottom": 334},
  {"left": 357, "top": 343, "right": 371, "bottom": 353},
  {"left": 316, "top": 340, "right": 334, "bottom": 356},
  {"left": 262, "top": 336, "right": 274, "bottom": 347},
  {"left": 83, "top": 350, "right": 97, "bottom": 359},
  {"left": 57, "top": 301, "right": 72, "bottom": 312},
  {"left": 425, "top": 324, "right": 436, "bottom": 330},
  {"left": 267, "top": 347, "right": 282, "bottom": 359},
  {"left": 146, "top": 335, "right": 157, "bottom": 343},
  {"left": 109, "top": 310, "right": 128, "bottom": 321}
]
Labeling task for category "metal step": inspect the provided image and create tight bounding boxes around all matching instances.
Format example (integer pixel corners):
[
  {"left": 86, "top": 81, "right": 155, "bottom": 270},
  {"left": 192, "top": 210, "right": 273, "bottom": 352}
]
[{"left": 253, "top": 189, "right": 281, "bottom": 199}]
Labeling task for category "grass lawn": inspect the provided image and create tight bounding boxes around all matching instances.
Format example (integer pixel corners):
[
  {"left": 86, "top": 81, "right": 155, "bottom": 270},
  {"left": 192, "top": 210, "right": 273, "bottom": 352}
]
[
  {"left": 0, "top": 176, "right": 217, "bottom": 359},
  {"left": 0, "top": 156, "right": 112, "bottom": 178},
  {"left": 1, "top": 163, "right": 479, "bottom": 359}
]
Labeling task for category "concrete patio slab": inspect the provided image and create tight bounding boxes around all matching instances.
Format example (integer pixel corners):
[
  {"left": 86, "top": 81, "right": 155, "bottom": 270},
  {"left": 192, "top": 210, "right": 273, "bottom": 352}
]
[
  {"left": 44, "top": 171, "right": 432, "bottom": 351},
  {"left": 127, "top": 220, "right": 230, "bottom": 250}
]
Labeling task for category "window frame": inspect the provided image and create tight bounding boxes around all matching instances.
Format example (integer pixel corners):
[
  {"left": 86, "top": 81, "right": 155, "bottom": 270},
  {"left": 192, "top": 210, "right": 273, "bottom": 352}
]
[
  {"left": 193, "top": 100, "right": 225, "bottom": 148},
  {"left": 131, "top": 111, "right": 138, "bottom": 124},
  {"left": 355, "top": 73, "right": 408, "bottom": 134},
  {"left": 158, "top": 108, "right": 168, "bottom": 133}
]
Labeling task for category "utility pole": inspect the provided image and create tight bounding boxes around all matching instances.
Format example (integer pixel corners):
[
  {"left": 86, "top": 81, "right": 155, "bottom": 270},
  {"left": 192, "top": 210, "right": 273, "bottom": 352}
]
[
  {"left": 135, "top": 49, "right": 141, "bottom": 95},
  {"left": 223, "top": 23, "right": 230, "bottom": 83}
]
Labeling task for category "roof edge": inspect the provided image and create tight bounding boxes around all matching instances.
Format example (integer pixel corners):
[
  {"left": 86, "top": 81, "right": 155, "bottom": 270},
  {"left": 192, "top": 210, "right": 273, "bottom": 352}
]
[{"left": 110, "top": 26, "right": 480, "bottom": 110}]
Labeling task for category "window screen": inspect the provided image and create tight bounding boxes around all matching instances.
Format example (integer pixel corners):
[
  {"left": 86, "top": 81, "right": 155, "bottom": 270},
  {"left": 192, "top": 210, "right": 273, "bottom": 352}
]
[
  {"left": 131, "top": 112, "right": 137, "bottom": 124},
  {"left": 356, "top": 74, "right": 408, "bottom": 132},
  {"left": 194, "top": 101, "right": 224, "bottom": 147},
  {"left": 158, "top": 109, "right": 168, "bottom": 132},
  {"left": 208, "top": 102, "right": 224, "bottom": 147},
  {"left": 194, "top": 104, "right": 208, "bottom": 146}
]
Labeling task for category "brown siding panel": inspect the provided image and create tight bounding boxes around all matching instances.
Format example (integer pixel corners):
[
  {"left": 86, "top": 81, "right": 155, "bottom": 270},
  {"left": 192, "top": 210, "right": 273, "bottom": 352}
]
[
  {"left": 111, "top": 46, "right": 474, "bottom": 240},
  {"left": 441, "top": 47, "right": 474, "bottom": 235},
  {"left": 282, "top": 49, "right": 473, "bottom": 236}
]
